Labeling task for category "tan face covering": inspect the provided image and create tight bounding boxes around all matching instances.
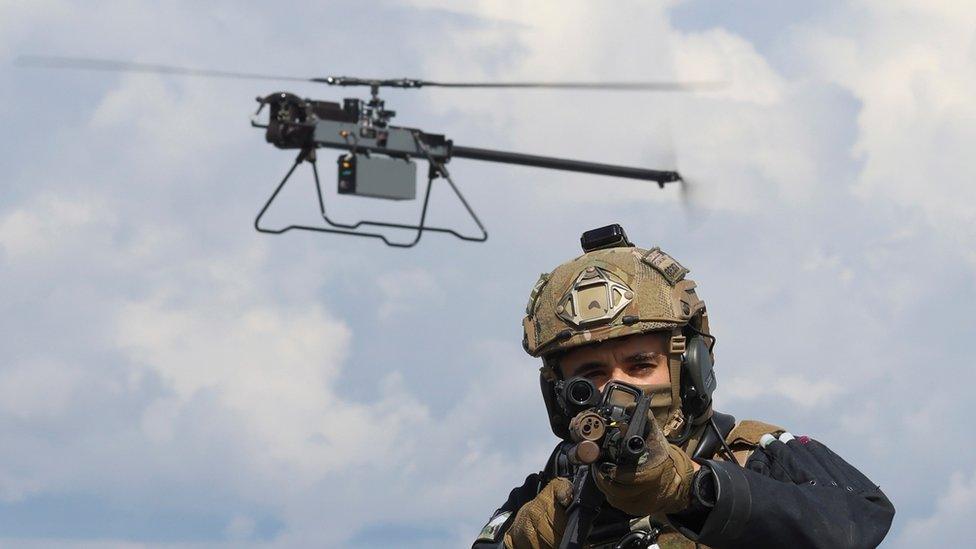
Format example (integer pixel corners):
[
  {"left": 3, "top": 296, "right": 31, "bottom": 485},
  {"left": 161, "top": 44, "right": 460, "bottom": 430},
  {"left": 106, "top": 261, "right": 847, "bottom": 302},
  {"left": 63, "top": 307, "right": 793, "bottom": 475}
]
[{"left": 637, "top": 383, "right": 684, "bottom": 437}]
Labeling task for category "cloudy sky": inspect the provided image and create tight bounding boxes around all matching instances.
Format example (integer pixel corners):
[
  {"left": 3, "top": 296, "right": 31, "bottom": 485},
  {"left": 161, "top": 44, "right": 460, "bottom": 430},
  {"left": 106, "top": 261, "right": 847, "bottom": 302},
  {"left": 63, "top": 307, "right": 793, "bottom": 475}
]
[{"left": 1, "top": 1, "right": 975, "bottom": 547}]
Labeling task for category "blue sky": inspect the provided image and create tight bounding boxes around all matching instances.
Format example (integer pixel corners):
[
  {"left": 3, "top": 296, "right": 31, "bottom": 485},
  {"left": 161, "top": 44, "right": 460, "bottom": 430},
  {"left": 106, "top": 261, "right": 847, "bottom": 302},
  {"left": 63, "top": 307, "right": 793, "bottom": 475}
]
[{"left": 1, "top": 1, "right": 975, "bottom": 546}]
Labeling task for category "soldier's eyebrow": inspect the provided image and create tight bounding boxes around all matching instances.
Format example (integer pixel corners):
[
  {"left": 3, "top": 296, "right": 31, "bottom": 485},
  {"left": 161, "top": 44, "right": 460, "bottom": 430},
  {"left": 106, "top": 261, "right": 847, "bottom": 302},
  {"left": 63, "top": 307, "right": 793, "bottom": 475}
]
[
  {"left": 622, "top": 351, "right": 660, "bottom": 364},
  {"left": 570, "top": 361, "right": 609, "bottom": 377}
]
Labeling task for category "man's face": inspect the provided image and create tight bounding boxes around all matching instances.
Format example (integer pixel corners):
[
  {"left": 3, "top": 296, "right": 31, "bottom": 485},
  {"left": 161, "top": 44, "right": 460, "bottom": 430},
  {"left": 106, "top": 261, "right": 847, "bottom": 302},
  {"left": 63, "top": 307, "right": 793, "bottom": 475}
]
[{"left": 557, "top": 332, "right": 671, "bottom": 392}]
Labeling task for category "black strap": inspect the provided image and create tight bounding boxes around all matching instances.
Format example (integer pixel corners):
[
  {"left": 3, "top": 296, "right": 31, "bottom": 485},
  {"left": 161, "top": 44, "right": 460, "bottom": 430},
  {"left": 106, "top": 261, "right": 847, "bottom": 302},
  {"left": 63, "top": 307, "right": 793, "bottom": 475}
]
[{"left": 692, "top": 411, "right": 736, "bottom": 460}]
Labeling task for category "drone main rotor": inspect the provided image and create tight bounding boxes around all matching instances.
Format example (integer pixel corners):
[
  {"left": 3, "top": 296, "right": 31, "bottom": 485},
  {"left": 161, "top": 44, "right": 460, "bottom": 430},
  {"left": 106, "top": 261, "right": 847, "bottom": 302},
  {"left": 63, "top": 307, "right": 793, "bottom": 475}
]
[{"left": 16, "top": 55, "right": 722, "bottom": 93}]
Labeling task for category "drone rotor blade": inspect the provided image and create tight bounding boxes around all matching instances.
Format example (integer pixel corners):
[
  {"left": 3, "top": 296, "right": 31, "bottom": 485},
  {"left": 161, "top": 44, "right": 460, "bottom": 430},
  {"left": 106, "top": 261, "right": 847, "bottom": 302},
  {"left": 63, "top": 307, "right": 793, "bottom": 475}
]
[
  {"left": 678, "top": 175, "right": 712, "bottom": 229},
  {"left": 15, "top": 55, "right": 315, "bottom": 83},
  {"left": 16, "top": 56, "right": 725, "bottom": 92},
  {"left": 418, "top": 80, "right": 725, "bottom": 91},
  {"left": 679, "top": 176, "right": 692, "bottom": 211}
]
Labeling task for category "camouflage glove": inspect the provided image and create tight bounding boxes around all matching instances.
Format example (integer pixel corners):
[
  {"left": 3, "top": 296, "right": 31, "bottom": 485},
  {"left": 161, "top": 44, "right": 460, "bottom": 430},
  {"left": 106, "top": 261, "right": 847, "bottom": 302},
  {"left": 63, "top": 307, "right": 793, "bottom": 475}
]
[
  {"left": 503, "top": 477, "right": 573, "bottom": 549},
  {"left": 593, "top": 416, "right": 695, "bottom": 516}
]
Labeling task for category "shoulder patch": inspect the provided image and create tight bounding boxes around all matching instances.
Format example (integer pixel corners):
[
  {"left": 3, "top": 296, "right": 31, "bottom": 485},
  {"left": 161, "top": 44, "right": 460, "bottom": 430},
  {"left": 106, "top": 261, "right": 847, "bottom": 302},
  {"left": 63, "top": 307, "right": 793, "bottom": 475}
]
[
  {"left": 641, "top": 247, "right": 689, "bottom": 286},
  {"left": 726, "top": 419, "right": 785, "bottom": 447},
  {"left": 476, "top": 510, "right": 512, "bottom": 542}
]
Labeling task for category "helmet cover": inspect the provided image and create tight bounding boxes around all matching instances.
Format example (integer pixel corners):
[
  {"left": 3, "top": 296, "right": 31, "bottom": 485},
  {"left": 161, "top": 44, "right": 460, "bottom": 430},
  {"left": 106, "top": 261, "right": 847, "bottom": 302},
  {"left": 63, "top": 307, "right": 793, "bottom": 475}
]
[{"left": 523, "top": 246, "right": 706, "bottom": 362}]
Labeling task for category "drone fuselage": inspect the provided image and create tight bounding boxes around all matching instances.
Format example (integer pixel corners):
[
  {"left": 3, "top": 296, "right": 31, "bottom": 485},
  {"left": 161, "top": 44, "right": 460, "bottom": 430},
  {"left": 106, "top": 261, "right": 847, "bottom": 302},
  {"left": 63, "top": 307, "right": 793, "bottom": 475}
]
[
  {"left": 256, "top": 92, "right": 451, "bottom": 161},
  {"left": 252, "top": 91, "right": 680, "bottom": 187}
]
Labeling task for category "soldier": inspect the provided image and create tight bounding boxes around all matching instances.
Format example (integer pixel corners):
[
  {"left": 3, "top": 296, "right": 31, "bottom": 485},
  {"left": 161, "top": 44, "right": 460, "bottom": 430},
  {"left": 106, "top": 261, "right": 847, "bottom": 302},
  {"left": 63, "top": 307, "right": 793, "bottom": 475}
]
[{"left": 473, "top": 225, "right": 894, "bottom": 549}]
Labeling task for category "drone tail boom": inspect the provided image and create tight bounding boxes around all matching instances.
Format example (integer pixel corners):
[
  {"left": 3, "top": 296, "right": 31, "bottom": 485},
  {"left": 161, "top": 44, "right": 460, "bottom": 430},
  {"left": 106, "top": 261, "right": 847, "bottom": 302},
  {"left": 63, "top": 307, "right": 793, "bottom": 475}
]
[{"left": 451, "top": 145, "right": 680, "bottom": 187}]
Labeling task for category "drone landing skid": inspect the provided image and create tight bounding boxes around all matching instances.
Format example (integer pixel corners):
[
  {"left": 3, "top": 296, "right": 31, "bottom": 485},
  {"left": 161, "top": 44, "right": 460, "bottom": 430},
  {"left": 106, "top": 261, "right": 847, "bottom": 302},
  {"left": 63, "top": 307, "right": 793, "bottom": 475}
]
[{"left": 254, "top": 146, "right": 488, "bottom": 248}]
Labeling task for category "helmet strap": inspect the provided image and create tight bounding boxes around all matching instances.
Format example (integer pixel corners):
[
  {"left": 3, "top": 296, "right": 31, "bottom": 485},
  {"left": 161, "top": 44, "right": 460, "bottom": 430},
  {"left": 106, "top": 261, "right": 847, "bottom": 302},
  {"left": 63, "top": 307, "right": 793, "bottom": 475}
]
[
  {"left": 667, "top": 331, "right": 687, "bottom": 430},
  {"left": 668, "top": 332, "right": 686, "bottom": 399}
]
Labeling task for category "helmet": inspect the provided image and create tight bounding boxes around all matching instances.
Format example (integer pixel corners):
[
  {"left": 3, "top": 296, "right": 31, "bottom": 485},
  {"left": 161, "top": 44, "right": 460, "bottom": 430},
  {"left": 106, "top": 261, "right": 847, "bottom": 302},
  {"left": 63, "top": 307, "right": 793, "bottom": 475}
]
[{"left": 522, "top": 224, "right": 716, "bottom": 441}]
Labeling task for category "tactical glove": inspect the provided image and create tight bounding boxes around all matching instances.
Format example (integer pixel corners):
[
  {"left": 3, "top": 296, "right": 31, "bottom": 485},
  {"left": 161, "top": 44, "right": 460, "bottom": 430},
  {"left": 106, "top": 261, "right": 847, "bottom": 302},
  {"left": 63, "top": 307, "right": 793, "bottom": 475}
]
[
  {"left": 593, "top": 414, "right": 695, "bottom": 516},
  {"left": 503, "top": 476, "right": 573, "bottom": 549}
]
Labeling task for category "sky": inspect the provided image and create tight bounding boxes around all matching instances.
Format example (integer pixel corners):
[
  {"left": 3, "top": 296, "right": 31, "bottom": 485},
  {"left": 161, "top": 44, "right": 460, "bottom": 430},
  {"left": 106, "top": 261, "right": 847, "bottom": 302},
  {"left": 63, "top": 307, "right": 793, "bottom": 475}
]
[{"left": 1, "top": 0, "right": 975, "bottom": 547}]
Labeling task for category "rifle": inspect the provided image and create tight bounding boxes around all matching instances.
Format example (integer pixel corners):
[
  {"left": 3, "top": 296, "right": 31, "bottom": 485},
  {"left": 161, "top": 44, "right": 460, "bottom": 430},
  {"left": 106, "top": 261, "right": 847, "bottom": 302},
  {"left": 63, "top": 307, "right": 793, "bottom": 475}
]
[{"left": 555, "top": 379, "right": 654, "bottom": 549}]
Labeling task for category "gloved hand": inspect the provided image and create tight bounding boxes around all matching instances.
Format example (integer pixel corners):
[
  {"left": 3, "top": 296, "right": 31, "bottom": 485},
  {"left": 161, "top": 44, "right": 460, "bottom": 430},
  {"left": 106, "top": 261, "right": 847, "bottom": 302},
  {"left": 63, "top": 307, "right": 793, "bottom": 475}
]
[
  {"left": 593, "top": 414, "right": 695, "bottom": 516},
  {"left": 747, "top": 432, "right": 879, "bottom": 494},
  {"left": 503, "top": 477, "right": 573, "bottom": 549}
]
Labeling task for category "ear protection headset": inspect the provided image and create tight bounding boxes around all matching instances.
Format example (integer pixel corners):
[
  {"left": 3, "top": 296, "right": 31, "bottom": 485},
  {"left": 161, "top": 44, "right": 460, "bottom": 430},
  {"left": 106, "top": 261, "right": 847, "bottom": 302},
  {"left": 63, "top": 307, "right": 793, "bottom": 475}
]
[{"left": 679, "top": 329, "right": 717, "bottom": 419}]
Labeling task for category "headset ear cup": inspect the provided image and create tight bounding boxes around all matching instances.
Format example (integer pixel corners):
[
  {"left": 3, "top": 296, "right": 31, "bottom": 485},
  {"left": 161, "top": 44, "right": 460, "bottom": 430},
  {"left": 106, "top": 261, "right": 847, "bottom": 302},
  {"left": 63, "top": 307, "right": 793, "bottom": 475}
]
[{"left": 680, "top": 336, "right": 717, "bottom": 417}]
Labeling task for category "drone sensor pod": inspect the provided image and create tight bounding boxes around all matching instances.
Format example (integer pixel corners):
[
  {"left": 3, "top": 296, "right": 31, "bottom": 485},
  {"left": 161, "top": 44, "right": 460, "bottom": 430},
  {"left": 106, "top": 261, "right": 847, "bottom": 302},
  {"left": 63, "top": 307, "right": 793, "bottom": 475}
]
[{"left": 336, "top": 153, "right": 417, "bottom": 200}]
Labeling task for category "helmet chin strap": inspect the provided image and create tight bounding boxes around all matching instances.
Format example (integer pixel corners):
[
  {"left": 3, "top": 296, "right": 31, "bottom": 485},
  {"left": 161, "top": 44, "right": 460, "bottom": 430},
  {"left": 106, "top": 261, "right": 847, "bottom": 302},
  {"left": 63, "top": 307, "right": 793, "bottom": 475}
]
[
  {"left": 665, "top": 351, "right": 695, "bottom": 444},
  {"left": 667, "top": 344, "right": 683, "bottom": 413}
]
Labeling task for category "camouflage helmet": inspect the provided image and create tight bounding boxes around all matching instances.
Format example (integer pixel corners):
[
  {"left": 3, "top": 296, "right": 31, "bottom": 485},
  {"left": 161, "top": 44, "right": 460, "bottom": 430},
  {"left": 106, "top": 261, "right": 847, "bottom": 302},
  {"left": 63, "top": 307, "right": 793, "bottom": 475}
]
[{"left": 522, "top": 236, "right": 708, "bottom": 361}]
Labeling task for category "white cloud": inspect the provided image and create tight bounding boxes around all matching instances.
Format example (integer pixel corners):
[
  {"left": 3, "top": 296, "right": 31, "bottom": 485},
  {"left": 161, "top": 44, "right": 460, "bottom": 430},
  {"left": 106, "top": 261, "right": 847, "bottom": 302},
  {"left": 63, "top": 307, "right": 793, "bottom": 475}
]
[
  {"left": 375, "top": 267, "right": 441, "bottom": 321},
  {"left": 115, "top": 292, "right": 361, "bottom": 477},
  {"left": 799, "top": 1, "right": 976, "bottom": 251},
  {"left": 895, "top": 468, "right": 976, "bottom": 547},
  {"left": 722, "top": 373, "right": 844, "bottom": 408},
  {"left": 0, "top": 193, "right": 110, "bottom": 259},
  {"left": 673, "top": 28, "right": 785, "bottom": 105},
  {"left": 800, "top": 247, "right": 855, "bottom": 284},
  {"left": 225, "top": 514, "right": 257, "bottom": 541},
  {"left": 89, "top": 73, "right": 245, "bottom": 168},
  {"left": 0, "top": 358, "right": 83, "bottom": 420}
]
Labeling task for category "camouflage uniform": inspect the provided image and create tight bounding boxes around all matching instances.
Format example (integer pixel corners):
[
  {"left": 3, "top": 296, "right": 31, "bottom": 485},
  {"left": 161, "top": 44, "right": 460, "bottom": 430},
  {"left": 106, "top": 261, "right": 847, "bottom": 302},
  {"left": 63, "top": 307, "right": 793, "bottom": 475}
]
[{"left": 473, "top": 228, "right": 894, "bottom": 549}]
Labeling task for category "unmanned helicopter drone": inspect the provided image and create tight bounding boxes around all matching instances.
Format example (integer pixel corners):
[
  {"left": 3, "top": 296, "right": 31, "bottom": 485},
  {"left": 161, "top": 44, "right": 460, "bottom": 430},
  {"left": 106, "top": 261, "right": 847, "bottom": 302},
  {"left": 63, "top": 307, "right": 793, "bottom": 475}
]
[{"left": 18, "top": 55, "right": 715, "bottom": 247}]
